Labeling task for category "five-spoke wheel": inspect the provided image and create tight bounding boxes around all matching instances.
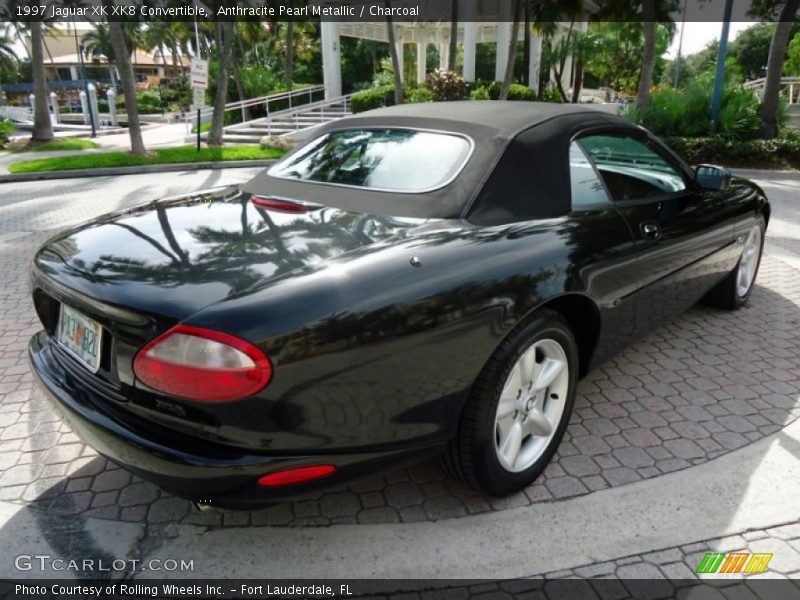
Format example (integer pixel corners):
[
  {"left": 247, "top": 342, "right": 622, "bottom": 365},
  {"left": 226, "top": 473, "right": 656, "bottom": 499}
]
[
  {"left": 494, "top": 339, "right": 569, "bottom": 473},
  {"left": 443, "top": 309, "right": 578, "bottom": 496}
]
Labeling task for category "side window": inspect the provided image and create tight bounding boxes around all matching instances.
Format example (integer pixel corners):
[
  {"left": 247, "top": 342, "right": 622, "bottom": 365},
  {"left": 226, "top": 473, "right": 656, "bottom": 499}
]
[
  {"left": 579, "top": 134, "right": 687, "bottom": 201},
  {"left": 569, "top": 141, "right": 610, "bottom": 208}
]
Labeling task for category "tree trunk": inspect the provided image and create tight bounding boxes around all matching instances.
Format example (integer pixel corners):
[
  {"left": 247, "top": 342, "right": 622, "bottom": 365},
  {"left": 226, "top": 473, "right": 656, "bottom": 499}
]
[
  {"left": 208, "top": 21, "right": 233, "bottom": 146},
  {"left": 385, "top": 1, "right": 403, "bottom": 105},
  {"left": 636, "top": 0, "right": 657, "bottom": 110},
  {"left": 105, "top": 9, "right": 146, "bottom": 155},
  {"left": 30, "top": 22, "right": 53, "bottom": 142},
  {"left": 232, "top": 60, "right": 251, "bottom": 121},
  {"left": 759, "top": 0, "right": 800, "bottom": 138},
  {"left": 285, "top": 19, "right": 294, "bottom": 85},
  {"left": 499, "top": 0, "right": 522, "bottom": 100},
  {"left": 571, "top": 42, "right": 584, "bottom": 104},
  {"left": 448, "top": 0, "right": 458, "bottom": 72},
  {"left": 522, "top": 0, "right": 530, "bottom": 86}
]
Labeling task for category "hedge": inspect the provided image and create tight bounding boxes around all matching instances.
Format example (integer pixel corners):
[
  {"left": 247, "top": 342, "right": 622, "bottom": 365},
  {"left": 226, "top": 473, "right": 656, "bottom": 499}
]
[
  {"left": 663, "top": 130, "right": 800, "bottom": 169},
  {"left": 351, "top": 85, "right": 434, "bottom": 113}
]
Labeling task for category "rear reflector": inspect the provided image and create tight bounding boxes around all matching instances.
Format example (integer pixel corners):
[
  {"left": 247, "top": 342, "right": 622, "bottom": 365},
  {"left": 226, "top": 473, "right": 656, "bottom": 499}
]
[
  {"left": 133, "top": 325, "right": 272, "bottom": 402},
  {"left": 250, "top": 195, "right": 319, "bottom": 213},
  {"left": 257, "top": 465, "right": 337, "bottom": 487}
]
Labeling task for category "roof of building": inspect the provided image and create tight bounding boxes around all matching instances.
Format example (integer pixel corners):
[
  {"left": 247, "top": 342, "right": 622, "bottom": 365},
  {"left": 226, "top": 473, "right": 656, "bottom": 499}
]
[{"left": 43, "top": 52, "right": 190, "bottom": 68}]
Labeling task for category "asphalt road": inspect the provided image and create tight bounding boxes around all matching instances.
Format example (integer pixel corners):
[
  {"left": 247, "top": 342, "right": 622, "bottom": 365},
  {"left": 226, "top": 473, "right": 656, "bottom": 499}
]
[{"left": 0, "top": 166, "right": 265, "bottom": 237}]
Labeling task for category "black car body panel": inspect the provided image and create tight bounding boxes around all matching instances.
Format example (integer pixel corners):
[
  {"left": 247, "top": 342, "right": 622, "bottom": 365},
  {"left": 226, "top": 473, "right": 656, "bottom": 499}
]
[{"left": 28, "top": 102, "right": 769, "bottom": 507}]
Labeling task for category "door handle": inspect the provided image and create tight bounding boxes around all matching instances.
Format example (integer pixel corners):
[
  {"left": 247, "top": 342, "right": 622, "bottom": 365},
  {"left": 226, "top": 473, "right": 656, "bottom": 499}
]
[{"left": 640, "top": 221, "right": 661, "bottom": 241}]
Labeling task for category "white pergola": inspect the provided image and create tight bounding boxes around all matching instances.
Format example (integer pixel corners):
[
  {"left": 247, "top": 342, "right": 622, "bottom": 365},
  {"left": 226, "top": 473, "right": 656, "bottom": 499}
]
[{"left": 319, "top": 0, "right": 595, "bottom": 99}]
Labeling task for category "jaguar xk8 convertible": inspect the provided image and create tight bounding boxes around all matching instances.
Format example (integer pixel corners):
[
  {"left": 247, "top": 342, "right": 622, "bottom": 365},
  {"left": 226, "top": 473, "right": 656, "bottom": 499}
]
[{"left": 29, "top": 102, "right": 769, "bottom": 507}]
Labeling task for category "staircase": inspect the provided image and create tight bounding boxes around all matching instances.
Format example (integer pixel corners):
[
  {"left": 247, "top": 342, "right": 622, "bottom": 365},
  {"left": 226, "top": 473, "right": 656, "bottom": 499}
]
[
  {"left": 222, "top": 94, "right": 353, "bottom": 144},
  {"left": 789, "top": 104, "right": 800, "bottom": 131}
]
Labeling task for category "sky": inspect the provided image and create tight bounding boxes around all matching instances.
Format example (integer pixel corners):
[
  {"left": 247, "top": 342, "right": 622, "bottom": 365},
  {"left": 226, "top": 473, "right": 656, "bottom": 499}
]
[{"left": 665, "top": 22, "right": 755, "bottom": 59}]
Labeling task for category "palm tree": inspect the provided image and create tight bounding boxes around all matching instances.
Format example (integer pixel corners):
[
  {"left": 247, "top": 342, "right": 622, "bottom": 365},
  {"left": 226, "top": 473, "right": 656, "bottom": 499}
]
[
  {"left": 142, "top": 23, "right": 172, "bottom": 71},
  {"left": 285, "top": 18, "right": 294, "bottom": 85},
  {"left": 102, "top": 7, "right": 146, "bottom": 155},
  {"left": 759, "top": 0, "right": 800, "bottom": 137},
  {"left": 82, "top": 24, "right": 114, "bottom": 61},
  {"left": 447, "top": 0, "right": 458, "bottom": 71},
  {"left": 30, "top": 22, "right": 53, "bottom": 142},
  {"left": 499, "top": 0, "right": 523, "bottom": 100},
  {"left": 0, "top": 23, "right": 16, "bottom": 70},
  {"left": 385, "top": 0, "right": 403, "bottom": 105},
  {"left": 207, "top": 21, "right": 234, "bottom": 146},
  {"left": 636, "top": 0, "right": 657, "bottom": 110}
]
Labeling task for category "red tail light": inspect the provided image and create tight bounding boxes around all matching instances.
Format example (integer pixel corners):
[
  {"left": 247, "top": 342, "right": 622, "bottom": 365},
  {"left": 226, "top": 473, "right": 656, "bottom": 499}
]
[
  {"left": 257, "top": 465, "right": 337, "bottom": 487},
  {"left": 133, "top": 325, "right": 272, "bottom": 402},
  {"left": 250, "top": 195, "right": 319, "bottom": 213}
]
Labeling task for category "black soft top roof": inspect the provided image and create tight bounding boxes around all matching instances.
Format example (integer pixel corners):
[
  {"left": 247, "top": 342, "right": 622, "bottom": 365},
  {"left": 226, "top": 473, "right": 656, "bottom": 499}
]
[
  {"left": 341, "top": 101, "right": 611, "bottom": 137},
  {"left": 242, "top": 101, "right": 640, "bottom": 220}
]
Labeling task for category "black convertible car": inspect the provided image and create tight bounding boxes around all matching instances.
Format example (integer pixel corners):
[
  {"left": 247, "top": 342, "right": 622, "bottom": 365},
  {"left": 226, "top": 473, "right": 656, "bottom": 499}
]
[{"left": 29, "top": 102, "right": 769, "bottom": 507}]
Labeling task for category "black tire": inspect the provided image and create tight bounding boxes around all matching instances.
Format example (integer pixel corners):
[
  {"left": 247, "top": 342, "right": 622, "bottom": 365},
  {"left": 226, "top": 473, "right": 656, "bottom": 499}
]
[
  {"left": 442, "top": 309, "right": 578, "bottom": 496},
  {"left": 704, "top": 216, "right": 766, "bottom": 311}
]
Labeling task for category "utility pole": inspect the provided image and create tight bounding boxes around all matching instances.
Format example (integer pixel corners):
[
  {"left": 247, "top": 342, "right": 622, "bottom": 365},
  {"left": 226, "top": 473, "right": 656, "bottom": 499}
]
[{"left": 710, "top": 0, "right": 734, "bottom": 131}]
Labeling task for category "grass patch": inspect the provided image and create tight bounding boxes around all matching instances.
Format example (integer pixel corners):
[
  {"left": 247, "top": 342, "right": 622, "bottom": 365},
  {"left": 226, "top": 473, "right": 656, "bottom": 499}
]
[
  {"left": 10, "top": 138, "right": 101, "bottom": 153},
  {"left": 9, "top": 145, "right": 285, "bottom": 174},
  {"left": 190, "top": 122, "right": 212, "bottom": 134}
]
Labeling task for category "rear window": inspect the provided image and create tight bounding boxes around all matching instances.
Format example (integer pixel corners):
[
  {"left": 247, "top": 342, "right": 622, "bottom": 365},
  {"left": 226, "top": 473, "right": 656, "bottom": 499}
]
[{"left": 268, "top": 128, "right": 472, "bottom": 192}]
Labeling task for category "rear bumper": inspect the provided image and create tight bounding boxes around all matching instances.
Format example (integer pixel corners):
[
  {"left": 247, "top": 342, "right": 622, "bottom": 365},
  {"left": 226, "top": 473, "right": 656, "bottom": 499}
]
[{"left": 29, "top": 330, "right": 443, "bottom": 509}]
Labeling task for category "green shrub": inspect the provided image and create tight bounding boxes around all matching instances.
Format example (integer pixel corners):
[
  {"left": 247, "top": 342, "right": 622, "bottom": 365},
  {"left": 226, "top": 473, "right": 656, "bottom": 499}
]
[
  {"left": 538, "top": 84, "right": 563, "bottom": 104},
  {"left": 135, "top": 90, "right": 163, "bottom": 114},
  {"left": 629, "top": 82, "right": 768, "bottom": 140},
  {"left": 406, "top": 87, "right": 434, "bottom": 103},
  {"left": 469, "top": 81, "right": 536, "bottom": 102},
  {"left": 350, "top": 85, "right": 396, "bottom": 113},
  {"left": 662, "top": 129, "right": 800, "bottom": 168},
  {"left": 0, "top": 118, "right": 15, "bottom": 148},
  {"left": 508, "top": 84, "right": 536, "bottom": 101},
  {"left": 424, "top": 69, "right": 468, "bottom": 101},
  {"left": 241, "top": 67, "right": 283, "bottom": 98},
  {"left": 470, "top": 86, "right": 491, "bottom": 100}
]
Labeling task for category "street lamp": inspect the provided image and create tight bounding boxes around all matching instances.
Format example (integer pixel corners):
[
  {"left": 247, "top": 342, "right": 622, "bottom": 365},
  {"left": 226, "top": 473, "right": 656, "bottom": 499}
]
[{"left": 72, "top": 22, "right": 97, "bottom": 138}]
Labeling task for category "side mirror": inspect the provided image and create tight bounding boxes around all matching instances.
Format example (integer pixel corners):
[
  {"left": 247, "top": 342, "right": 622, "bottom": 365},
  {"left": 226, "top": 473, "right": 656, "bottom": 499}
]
[{"left": 694, "top": 164, "right": 731, "bottom": 191}]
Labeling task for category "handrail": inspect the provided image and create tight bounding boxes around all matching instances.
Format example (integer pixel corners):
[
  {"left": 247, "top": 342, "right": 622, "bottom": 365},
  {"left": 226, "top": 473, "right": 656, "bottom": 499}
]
[
  {"left": 227, "top": 92, "right": 355, "bottom": 136},
  {"left": 743, "top": 76, "right": 800, "bottom": 89},
  {"left": 0, "top": 105, "right": 33, "bottom": 123},
  {"left": 187, "top": 84, "right": 327, "bottom": 125}
]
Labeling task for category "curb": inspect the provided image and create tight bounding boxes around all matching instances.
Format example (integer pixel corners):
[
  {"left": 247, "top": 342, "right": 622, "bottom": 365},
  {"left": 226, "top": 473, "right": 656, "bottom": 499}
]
[{"left": 0, "top": 159, "right": 277, "bottom": 184}]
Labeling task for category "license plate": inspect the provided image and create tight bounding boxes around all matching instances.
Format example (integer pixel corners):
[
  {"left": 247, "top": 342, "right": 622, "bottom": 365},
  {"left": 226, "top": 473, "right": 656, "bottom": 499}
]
[{"left": 57, "top": 304, "right": 102, "bottom": 373}]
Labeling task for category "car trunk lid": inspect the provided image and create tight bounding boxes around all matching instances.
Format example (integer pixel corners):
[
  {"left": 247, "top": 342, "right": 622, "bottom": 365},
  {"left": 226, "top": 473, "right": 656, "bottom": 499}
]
[{"left": 31, "top": 186, "right": 425, "bottom": 402}]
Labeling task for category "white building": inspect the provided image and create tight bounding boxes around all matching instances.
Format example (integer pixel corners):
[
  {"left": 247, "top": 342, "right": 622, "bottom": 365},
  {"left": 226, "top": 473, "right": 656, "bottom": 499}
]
[{"left": 318, "top": 0, "right": 597, "bottom": 98}]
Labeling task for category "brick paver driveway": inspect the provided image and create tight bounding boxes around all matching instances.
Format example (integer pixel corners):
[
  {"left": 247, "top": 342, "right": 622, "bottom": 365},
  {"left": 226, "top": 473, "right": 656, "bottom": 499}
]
[{"left": 0, "top": 168, "right": 798, "bottom": 529}]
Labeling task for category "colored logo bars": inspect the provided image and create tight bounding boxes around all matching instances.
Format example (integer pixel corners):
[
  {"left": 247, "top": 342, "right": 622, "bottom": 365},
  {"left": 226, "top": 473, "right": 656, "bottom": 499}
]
[{"left": 696, "top": 552, "right": 773, "bottom": 574}]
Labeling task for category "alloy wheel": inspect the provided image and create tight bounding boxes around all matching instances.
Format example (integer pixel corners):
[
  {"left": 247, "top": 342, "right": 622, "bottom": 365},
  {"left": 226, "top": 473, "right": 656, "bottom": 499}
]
[{"left": 493, "top": 338, "right": 570, "bottom": 473}]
